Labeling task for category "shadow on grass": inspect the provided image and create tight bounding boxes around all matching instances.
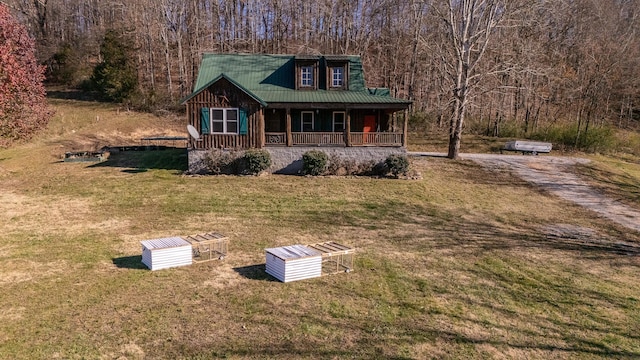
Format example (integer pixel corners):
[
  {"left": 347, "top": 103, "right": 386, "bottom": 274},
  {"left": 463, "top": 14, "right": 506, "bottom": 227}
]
[
  {"left": 112, "top": 255, "right": 148, "bottom": 270},
  {"left": 47, "top": 88, "right": 102, "bottom": 101},
  {"left": 122, "top": 168, "right": 148, "bottom": 174},
  {"left": 89, "top": 147, "right": 188, "bottom": 172},
  {"left": 576, "top": 162, "right": 640, "bottom": 208},
  {"left": 302, "top": 196, "right": 640, "bottom": 262},
  {"left": 233, "top": 264, "right": 276, "bottom": 281}
]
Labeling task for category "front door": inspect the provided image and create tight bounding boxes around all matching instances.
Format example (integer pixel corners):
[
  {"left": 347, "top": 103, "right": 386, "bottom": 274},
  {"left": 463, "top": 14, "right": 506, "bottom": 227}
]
[
  {"left": 363, "top": 115, "right": 376, "bottom": 132},
  {"left": 363, "top": 115, "right": 376, "bottom": 143}
]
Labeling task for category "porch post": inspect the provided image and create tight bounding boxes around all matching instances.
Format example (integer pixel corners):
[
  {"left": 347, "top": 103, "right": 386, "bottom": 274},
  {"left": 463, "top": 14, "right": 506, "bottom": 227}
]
[
  {"left": 392, "top": 112, "right": 397, "bottom": 132},
  {"left": 286, "top": 107, "right": 292, "bottom": 147},
  {"left": 345, "top": 108, "right": 352, "bottom": 147},
  {"left": 258, "top": 108, "right": 265, "bottom": 148},
  {"left": 403, "top": 109, "right": 409, "bottom": 147}
]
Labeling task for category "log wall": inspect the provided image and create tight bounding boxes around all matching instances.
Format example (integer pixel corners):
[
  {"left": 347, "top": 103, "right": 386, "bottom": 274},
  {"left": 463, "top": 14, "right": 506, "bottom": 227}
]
[{"left": 185, "top": 78, "right": 262, "bottom": 150}]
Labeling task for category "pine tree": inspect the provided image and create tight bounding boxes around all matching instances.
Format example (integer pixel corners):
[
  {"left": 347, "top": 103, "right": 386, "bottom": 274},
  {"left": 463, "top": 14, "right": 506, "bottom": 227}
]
[
  {"left": 0, "top": 3, "right": 51, "bottom": 147},
  {"left": 91, "top": 29, "right": 138, "bottom": 102}
]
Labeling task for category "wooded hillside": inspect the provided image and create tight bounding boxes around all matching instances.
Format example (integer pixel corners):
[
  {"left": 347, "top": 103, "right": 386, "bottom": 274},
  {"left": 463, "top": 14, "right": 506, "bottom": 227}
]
[{"left": 5, "top": 0, "right": 640, "bottom": 135}]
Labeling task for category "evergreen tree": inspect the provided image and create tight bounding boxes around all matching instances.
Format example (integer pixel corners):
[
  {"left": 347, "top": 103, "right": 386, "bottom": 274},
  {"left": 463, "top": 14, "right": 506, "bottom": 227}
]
[
  {"left": 91, "top": 29, "right": 138, "bottom": 102},
  {"left": 0, "top": 3, "right": 51, "bottom": 147}
]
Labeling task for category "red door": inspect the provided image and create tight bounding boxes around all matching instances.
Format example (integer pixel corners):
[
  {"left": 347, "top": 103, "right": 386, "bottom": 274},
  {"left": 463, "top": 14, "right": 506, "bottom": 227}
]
[
  {"left": 363, "top": 115, "right": 376, "bottom": 143},
  {"left": 364, "top": 116, "right": 376, "bottom": 132}
]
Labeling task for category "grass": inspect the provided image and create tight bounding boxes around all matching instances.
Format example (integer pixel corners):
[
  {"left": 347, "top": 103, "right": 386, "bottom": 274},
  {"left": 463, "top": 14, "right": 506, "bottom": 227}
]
[
  {"left": 1, "top": 99, "right": 640, "bottom": 359},
  {"left": 575, "top": 154, "right": 640, "bottom": 211},
  {"left": 408, "top": 131, "right": 507, "bottom": 154}
]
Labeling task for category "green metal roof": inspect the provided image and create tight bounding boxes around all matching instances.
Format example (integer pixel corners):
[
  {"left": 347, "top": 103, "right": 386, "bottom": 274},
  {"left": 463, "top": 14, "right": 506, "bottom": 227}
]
[{"left": 183, "top": 53, "right": 411, "bottom": 107}]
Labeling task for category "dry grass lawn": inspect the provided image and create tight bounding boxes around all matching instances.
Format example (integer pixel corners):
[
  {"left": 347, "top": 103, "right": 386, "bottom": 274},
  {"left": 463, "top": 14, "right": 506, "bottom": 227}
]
[{"left": 1, "top": 99, "right": 639, "bottom": 359}]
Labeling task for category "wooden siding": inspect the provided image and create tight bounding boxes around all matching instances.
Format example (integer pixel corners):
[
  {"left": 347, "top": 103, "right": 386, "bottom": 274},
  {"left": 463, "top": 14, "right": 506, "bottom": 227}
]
[
  {"left": 185, "top": 77, "right": 262, "bottom": 150},
  {"left": 185, "top": 79, "right": 406, "bottom": 150},
  {"left": 141, "top": 237, "right": 193, "bottom": 271}
]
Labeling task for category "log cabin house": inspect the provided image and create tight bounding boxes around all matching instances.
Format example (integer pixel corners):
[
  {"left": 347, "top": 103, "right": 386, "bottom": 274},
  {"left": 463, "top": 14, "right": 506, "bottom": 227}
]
[{"left": 181, "top": 53, "right": 412, "bottom": 173}]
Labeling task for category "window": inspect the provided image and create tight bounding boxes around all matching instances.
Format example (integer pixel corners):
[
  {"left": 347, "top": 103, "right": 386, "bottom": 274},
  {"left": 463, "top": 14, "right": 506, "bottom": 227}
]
[
  {"left": 301, "top": 111, "right": 314, "bottom": 131},
  {"left": 211, "top": 108, "right": 239, "bottom": 134},
  {"left": 333, "top": 112, "right": 345, "bottom": 132},
  {"left": 331, "top": 67, "right": 344, "bottom": 88},
  {"left": 301, "top": 66, "right": 314, "bottom": 87}
]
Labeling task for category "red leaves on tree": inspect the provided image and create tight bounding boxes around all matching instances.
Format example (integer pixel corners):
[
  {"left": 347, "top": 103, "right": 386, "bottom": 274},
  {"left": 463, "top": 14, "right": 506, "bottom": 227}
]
[{"left": 0, "top": 3, "right": 50, "bottom": 147}]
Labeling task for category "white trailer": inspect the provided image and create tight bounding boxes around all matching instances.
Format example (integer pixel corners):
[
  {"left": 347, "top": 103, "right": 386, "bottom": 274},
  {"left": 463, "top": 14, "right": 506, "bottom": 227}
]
[{"left": 502, "top": 140, "right": 552, "bottom": 155}]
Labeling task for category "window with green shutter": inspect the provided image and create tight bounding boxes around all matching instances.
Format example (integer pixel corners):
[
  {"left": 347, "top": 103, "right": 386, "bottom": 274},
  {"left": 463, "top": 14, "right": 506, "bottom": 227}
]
[{"left": 209, "top": 108, "right": 240, "bottom": 134}]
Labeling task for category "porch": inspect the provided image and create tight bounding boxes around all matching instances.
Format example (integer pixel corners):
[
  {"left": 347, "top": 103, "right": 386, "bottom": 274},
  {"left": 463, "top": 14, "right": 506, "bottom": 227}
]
[
  {"left": 264, "top": 131, "right": 404, "bottom": 146},
  {"left": 263, "top": 107, "right": 408, "bottom": 147}
]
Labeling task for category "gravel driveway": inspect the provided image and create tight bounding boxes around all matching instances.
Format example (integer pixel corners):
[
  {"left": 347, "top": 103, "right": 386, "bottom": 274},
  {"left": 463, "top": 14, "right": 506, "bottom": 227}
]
[{"left": 411, "top": 152, "right": 640, "bottom": 233}]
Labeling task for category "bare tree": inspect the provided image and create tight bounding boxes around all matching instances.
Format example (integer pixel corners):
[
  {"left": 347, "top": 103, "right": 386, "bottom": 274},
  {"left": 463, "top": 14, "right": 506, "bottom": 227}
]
[{"left": 439, "top": 0, "right": 507, "bottom": 159}]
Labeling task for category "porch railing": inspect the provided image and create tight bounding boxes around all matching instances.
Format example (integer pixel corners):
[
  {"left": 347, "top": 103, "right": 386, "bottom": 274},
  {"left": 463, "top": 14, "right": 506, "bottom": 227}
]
[
  {"left": 292, "top": 132, "right": 344, "bottom": 145},
  {"left": 264, "top": 132, "right": 403, "bottom": 146},
  {"left": 265, "top": 132, "right": 286, "bottom": 145},
  {"left": 350, "top": 132, "right": 403, "bottom": 146}
]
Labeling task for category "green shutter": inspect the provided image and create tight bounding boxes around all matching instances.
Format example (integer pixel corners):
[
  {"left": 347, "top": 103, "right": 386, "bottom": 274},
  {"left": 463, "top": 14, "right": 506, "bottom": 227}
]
[
  {"left": 200, "top": 108, "right": 210, "bottom": 135},
  {"left": 239, "top": 108, "right": 248, "bottom": 135}
]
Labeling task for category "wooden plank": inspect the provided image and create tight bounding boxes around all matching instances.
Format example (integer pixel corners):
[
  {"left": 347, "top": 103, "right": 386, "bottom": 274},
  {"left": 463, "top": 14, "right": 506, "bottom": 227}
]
[
  {"left": 286, "top": 108, "right": 292, "bottom": 146},
  {"left": 258, "top": 108, "right": 265, "bottom": 148},
  {"left": 345, "top": 109, "right": 352, "bottom": 147},
  {"left": 182, "top": 232, "right": 229, "bottom": 263},
  {"left": 403, "top": 109, "right": 408, "bottom": 147},
  {"left": 306, "top": 242, "right": 355, "bottom": 256}
]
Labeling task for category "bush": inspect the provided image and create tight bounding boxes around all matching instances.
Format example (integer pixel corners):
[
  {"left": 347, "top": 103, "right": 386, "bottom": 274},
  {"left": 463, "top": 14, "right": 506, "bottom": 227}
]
[
  {"left": 302, "top": 150, "right": 329, "bottom": 175},
  {"left": 385, "top": 154, "right": 410, "bottom": 178},
  {"left": 531, "top": 124, "right": 617, "bottom": 153},
  {"left": 205, "top": 149, "right": 271, "bottom": 175},
  {"left": 242, "top": 149, "right": 272, "bottom": 175},
  {"left": 0, "top": 4, "right": 51, "bottom": 146},
  {"left": 326, "top": 154, "right": 380, "bottom": 176},
  {"left": 204, "top": 149, "right": 242, "bottom": 175}
]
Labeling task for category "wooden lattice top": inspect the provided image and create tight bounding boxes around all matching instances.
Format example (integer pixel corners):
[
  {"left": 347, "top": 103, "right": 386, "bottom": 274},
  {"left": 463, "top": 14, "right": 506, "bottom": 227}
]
[
  {"left": 182, "top": 232, "right": 228, "bottom": 245},
  {"left": 306, "top": 242, "right": 355, "bottom": 257}
]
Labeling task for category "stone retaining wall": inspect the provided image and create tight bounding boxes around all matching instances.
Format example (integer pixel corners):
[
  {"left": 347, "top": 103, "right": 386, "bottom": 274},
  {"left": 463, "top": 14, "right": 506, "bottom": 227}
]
[{"left": 188, "top": 146, "right": 406, "bottom": 174}]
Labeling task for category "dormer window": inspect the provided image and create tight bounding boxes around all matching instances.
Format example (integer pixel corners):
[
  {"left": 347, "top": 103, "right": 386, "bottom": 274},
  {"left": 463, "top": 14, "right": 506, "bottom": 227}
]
[
  {"left": 330, "top": 67, "right": 343, "bottom": 87},
  {"left": 295, "top": 56, "right": 320, "bottom": 90},
  {"left": 301, "top": 66, "right": 314, "bottom": 87},
  {"left": 325, "top": 56, "right": 349, "bottom": 90}
]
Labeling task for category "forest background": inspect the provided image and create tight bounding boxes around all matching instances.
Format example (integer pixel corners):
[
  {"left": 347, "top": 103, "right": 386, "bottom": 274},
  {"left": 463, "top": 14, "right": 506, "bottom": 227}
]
[{"left": 3, "top": 0, "right": 640, "bottom": 153}]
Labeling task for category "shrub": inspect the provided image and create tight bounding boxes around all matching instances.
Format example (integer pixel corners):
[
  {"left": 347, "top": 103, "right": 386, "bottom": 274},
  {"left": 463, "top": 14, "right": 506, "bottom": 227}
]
[
  {"left": 371, "top": 161, "right": 388, "bottom": 176},
  {"left": 302, "top": 150, "right": 329, "bottom": 175},
  {"left": 326, "top": 154, "right": 344, "bottom": 175},
  {"left": 0, "top": 4, "right": 51, "bottom": 147},
  {"left": 385, "top": 154, "right": 410, "bottom": 177},
  {"left": 242, "top": 149, "right": 272, "bottom": 175},
  {"left": 204, "top": 149, "right": 242, "bottom": 175},
  {"left": 326, "top": 154, "right": 379, "bottom": 176},
  {"left": 531, "top": 124, "right": 617, "bottom": 153}
]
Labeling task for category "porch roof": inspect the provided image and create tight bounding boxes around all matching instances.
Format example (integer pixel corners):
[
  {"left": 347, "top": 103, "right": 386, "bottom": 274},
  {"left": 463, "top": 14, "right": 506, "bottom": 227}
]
[{"left": 182, "top": 53, "right": 411, "bottom": 108}]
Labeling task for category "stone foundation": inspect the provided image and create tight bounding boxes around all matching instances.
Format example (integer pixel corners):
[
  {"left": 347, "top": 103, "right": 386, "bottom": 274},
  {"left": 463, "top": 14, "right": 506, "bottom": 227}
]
[{"left": 188, "top": 146, "right": 406, "bottom": 175}]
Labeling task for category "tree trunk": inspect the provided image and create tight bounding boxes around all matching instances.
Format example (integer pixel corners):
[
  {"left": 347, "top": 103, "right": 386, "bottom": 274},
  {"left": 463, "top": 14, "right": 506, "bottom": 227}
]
[{"left": 444, "top": 0, "right": 504, "bottom": 159}]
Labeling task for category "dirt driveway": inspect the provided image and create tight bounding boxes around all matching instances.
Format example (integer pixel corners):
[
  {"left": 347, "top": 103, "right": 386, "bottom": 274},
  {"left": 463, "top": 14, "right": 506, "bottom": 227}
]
[{"left": 412, "top": 152, "right": 640, "bottom": 233}]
